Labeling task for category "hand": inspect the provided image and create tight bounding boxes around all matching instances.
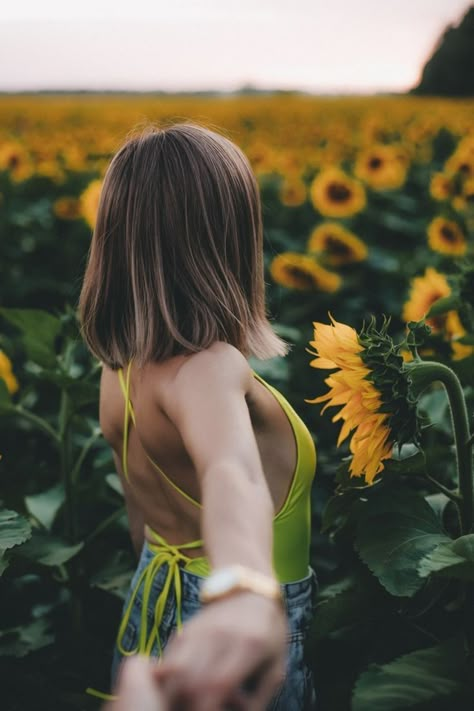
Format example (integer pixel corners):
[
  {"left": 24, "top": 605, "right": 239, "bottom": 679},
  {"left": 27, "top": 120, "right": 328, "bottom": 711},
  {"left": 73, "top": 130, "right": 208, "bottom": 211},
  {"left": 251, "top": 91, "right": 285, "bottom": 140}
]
[
  {"left": 152, "top": 592, "right": 288, "bottom": 711},
  {"left": 104, "top": 655, "right": 168, "bottom": 711}
]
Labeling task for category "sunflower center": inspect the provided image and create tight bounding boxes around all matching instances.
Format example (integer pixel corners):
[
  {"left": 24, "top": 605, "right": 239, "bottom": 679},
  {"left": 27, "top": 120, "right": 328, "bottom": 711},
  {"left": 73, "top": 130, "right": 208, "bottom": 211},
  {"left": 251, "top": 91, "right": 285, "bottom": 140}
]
[
  {"left": 368, "top": 156, "right": 383, "bottom": 170},
  {"left": 286, "top": 266, "right": 315, "bottom": 288},
  {"left": 440, "top": 225, "right": 457, "bottom": 243},
  {"left": 327, "top": 182, "right": 351, "bottom": 203},
  {"left": 325, "top": 235, "right": 351, "bottom": 256},
  {"left": 8, "top": 154, "right": 20, "bottom": 169},
  {"left": 459, "top": 163, "right": 471, "bottom": 175}
]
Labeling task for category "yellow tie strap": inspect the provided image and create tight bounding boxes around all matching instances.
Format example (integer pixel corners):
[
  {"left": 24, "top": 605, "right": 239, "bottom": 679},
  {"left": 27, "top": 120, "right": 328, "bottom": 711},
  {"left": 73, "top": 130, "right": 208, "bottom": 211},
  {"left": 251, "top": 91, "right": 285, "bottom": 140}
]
[{"left": 116, "top": 528, "right": 204, "bottom": 658}]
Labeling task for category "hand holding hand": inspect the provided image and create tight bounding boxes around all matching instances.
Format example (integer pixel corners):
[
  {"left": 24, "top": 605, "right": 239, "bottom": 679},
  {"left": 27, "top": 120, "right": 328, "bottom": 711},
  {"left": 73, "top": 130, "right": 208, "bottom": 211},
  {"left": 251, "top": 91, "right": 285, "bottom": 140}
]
[{"left": 153, "top": 592, "right": 288, "bottom": 711}]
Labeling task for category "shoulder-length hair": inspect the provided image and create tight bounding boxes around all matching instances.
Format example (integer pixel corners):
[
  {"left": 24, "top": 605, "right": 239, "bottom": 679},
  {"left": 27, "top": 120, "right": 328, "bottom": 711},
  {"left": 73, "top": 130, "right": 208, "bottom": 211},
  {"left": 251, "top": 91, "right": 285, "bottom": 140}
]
[{"left": 78, "top": 121, "right": 290, "bottom": 369}]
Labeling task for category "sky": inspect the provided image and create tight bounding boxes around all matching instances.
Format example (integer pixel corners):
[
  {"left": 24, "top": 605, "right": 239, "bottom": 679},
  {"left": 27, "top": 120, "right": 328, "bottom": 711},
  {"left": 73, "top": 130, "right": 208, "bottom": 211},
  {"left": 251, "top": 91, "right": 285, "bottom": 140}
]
[{"left": 0, "top": 0, "right": 471, "bottom": 93}]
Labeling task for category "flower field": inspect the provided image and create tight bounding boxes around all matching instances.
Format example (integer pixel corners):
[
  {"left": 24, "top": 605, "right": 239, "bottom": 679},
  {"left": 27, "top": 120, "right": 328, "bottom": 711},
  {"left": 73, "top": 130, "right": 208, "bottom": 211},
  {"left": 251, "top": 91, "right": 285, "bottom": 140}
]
[{"left": 1, "top": 93, "right": 474, "bottom": 710}]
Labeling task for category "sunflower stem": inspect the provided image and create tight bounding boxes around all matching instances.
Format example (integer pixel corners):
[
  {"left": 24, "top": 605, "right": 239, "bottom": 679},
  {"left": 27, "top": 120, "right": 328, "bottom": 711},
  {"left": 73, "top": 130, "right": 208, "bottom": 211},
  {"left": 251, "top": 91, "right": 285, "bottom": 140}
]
[
  {"left": 424, "top": 472, "right": 462, "bottom": 504},
  {"left": 406, "top": 361, "right": 473, "bottom": 535}
]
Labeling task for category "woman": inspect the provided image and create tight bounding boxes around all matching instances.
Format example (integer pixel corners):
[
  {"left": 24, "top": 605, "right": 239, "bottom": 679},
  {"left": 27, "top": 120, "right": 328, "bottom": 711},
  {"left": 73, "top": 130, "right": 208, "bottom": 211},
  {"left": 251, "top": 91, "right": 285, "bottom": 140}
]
[{"left": 79, "top": 122, "right": 317, "bottom": 710}]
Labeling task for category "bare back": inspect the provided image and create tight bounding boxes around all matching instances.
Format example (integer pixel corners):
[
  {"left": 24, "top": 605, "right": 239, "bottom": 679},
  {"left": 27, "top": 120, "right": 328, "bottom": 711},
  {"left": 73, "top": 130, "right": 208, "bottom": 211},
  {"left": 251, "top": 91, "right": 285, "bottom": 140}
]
[{"left": 99, "top": 343, "right": 297, "bottom": 555}]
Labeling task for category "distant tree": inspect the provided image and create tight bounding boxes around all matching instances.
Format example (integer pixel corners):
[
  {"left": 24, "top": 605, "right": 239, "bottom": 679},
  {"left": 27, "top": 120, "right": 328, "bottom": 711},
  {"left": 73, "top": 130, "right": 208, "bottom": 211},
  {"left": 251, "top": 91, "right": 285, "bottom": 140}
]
[{"left": 411, "top": 5, "right": 474, "bottom": 96}]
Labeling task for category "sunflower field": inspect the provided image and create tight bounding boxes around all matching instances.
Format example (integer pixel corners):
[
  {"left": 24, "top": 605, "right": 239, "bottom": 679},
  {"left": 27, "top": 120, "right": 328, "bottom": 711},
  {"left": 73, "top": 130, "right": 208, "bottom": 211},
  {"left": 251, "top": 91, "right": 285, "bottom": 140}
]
[{"left": 1, "top": 93, "right": 474, "bottom": 710}]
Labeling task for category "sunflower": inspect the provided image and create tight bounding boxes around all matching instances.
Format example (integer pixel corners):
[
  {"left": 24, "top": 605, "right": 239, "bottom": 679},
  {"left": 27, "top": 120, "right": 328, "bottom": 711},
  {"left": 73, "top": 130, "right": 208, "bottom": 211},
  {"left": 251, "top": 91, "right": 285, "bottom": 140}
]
[
  {"left": 427, "top": 217, "right": 467, "bottom": 257},
  {"left": 429, "top": 172, "right": 455, "bottom": 201},
  {"left": 278, "top": 177, "right": 307, "bottom": 207},
  {"left": 269, "top": 252, "right": 341, "bottom": 293},
  {"left": 445, "top": 311, "right": 474, "bottom": 361},
  {"left": 80, "top": 179, "right": 103, "bottom": 229},
  {"left": 53, "top": 196, "right": 82, "bottom": 220},
  {"left": 402, "top": 267, "right": 451, "bottom": 332},
  {"left": 304, "top": 316, "right": 393, "bottom": 484},
  {"left": 452, "top": 178, "right": 474, "bottom": 213},
  {"left": 0, "top": 141, "right": 34, "bottom": 182},
  {"left": 0, "top": 351, "right": 19, "bottom": 394},
  {"left": 307, "top": 222, "right": 368, "bottom": 266},
  {"left": 445, "top": 151, "right": 474, "bottom": 180},
  {"left": 354, "top": 144, "right": 408, "bottom": 191},
  {"left": 309, "top": 167, "right": 366, "bottom": 218}
]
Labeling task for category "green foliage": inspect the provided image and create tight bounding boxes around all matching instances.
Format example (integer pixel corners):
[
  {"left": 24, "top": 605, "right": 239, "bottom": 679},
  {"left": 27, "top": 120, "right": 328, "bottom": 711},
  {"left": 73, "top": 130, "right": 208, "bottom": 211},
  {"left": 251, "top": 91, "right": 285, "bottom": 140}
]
[
  {"left": 418, "top": 534, "right": 474, "bottom": 581},
  {"left": 412, "top": 7, "right": 474, "bottom": 97},
  {"left": 352, "top": 638, "right": 473, "bottom": 710},
  {"left": 355, "top": 490, "right": 449, "bottom": 596}
]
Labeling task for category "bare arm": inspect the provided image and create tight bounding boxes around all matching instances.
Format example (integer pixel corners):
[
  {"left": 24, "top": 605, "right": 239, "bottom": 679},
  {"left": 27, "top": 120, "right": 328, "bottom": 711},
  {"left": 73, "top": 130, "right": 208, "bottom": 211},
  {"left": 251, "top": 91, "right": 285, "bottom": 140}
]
[
  {"left": 153, "top": 343, "right": 287, "bottom": 709},
  {"left": 160, "top": 343, "right": 275, "bottom": 576}
]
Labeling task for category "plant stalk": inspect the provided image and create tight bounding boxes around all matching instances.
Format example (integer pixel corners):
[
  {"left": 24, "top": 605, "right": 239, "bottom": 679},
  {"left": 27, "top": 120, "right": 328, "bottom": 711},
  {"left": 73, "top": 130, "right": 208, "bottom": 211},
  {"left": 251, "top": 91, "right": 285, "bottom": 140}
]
[{"left": 406, "top": 361, "right": 473, "bottom": 535}]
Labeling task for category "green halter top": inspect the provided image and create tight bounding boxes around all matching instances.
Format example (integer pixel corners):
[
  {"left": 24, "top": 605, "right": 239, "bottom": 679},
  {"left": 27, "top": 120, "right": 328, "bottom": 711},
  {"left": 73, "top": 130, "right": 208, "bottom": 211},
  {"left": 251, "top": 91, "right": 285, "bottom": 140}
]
[{"left": 86, "top": 361, "right": 316, "bottom": 701}]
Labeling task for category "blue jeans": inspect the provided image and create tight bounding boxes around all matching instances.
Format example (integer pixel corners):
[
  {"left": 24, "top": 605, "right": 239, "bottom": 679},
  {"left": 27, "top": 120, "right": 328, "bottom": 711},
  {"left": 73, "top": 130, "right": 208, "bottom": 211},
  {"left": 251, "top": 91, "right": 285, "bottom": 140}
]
[{"left": 112, "top": 542, "right": 317, "bottom": 710}]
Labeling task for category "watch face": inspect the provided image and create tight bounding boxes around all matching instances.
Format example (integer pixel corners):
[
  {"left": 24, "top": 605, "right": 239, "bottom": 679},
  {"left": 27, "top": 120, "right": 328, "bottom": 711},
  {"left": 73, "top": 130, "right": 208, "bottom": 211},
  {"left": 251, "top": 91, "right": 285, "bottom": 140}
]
[{"left": 205, "top": 568, "right": 239, "bottom": 596}]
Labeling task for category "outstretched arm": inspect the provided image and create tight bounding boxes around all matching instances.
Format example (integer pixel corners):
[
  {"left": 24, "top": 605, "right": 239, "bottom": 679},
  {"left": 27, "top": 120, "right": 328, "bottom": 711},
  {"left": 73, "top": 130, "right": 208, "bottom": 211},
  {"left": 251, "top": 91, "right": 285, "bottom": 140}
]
[{"left": 153, "top": 343, "right": 287, "bottom": 710}]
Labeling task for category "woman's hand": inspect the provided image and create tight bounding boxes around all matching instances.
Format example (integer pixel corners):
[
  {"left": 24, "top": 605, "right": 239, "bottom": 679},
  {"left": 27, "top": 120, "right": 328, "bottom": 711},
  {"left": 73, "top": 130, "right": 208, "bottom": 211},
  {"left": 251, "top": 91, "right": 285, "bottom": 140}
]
[{"left": 153, "top": 591, "right": 288, "bottom": 711}]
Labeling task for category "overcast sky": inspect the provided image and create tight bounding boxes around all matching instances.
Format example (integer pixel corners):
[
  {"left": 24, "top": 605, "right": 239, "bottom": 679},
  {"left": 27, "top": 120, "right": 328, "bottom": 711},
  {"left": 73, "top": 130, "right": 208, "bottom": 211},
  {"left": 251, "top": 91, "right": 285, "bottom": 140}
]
[{"left": 0, "top": 0, "right": 470, "bottom": 92}]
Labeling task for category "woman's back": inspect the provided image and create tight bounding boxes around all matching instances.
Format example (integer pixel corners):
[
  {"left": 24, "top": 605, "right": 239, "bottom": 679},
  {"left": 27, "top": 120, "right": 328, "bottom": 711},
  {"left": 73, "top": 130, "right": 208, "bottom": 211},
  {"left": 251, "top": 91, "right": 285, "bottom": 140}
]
[{"left": 99, "top": 341, "right": 316, "bottom": 579}]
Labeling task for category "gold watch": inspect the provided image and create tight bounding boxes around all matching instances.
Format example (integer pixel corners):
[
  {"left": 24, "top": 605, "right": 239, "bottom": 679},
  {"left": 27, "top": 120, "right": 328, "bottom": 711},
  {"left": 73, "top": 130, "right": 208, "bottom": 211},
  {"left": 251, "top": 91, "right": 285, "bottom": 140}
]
[{"left": 199, "top": 565, "right": 283, "bottom": 607}]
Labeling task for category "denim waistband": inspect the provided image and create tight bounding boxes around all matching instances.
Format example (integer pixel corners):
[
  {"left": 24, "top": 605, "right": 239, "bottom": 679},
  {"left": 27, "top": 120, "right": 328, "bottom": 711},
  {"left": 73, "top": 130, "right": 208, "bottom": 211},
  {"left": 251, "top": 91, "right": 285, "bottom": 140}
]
[{"left": 139, "top": 540, "right": 317, "bottom": 611}]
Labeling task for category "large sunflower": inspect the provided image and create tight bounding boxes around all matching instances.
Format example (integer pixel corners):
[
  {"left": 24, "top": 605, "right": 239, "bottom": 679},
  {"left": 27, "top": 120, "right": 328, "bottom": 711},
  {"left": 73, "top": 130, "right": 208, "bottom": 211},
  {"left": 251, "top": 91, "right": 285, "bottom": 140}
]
[
  {"left": 309, "top": 167, "right": 366, "bottom": 218},
  {"left": 427, "top": 217, "right": 467, "bottom": 257},
  {"left": 307, "top": 222, "right": 368, "bottom": 266},
  {"left": 354, "top": 144, "right": 408, "bottom": 191},
  {"left": 270, "top": 252, "right": 341, "bottom": 293},
  {"left": 304, "top": 317, "right": 393, "bottom": 484}
]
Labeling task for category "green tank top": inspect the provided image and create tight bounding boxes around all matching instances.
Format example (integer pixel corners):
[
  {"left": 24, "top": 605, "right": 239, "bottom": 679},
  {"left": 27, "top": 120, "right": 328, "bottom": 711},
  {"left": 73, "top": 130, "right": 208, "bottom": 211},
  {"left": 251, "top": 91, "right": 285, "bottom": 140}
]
[{"left": 115, "top": 361, "right": 316, "bottom": 659}]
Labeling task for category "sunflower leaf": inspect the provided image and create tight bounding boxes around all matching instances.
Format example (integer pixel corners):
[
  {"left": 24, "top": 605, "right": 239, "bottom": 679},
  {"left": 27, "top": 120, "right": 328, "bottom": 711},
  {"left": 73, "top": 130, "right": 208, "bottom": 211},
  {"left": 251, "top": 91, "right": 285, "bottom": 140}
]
[
  {"left": 0, "top": 308, "right": 61, "bottom": 368},
  {"left": 418, "top": 534, "right": 474, "bottom": 581},
  {"left": 355, "top": 490, "right": 449, "bottom": 596},
  {"left": 18, "top": 531, "right": 83, "bottom": 567},
  {"left": 0, "top": 508, "right": 32, "bottom": 552},
  {"left": 352, "top": 637, "right": 469, "bottom": 711}
]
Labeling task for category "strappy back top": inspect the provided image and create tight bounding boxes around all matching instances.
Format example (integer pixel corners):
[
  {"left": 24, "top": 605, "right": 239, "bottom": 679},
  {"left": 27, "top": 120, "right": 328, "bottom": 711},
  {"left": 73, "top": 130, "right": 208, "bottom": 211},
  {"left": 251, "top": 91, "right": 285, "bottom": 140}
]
[{"left": 114, "top": 360, "right": 316, "bottom": 660}]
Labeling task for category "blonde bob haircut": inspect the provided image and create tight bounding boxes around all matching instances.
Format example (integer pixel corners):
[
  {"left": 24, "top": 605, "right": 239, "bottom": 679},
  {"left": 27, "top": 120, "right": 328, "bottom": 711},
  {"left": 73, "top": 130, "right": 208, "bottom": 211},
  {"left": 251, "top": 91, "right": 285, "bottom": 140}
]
[{"left": 78, "top": 121, "right": 290, "bottom": 369}]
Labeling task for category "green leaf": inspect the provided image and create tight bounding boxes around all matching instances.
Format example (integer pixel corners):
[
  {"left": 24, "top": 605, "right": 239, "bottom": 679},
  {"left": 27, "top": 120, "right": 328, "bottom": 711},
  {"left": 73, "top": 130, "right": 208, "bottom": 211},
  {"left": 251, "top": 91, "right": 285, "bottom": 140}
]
[
  {"left": 0, "top": 378, "right": 13, "bottom": 412},
  {"left": 249, "top": 356, "right": 289, "bottom": 381},
  {"left": 384, "top": 446, "right": 426, "bottom": 476},
  {"left": 18, "top": 532, "right": 83, "bottom": 566},
  {"left": 0, "top": 618, "right": 54, "bottom": 658},
  {"left": 0, "top": 308, "right": 61, "bottom": 368},
  {"left": 0, "top": 509, "right": 32, "bottom": 552},
  {"left": 105, "top": 473, "right": 124, "bottom": 497},
  {"left": 25, "top": 483, "right": 65, "bottom": 531},
  {"left": 355, "top": 490, "right": 449, "bottom": 596},
  {"left": 311, "top": 574, "right": 386, "bottom": 641},
  {"left": 0, "top": 555, "right": 10, "bottom": 576},
  {"left": 418, "top": 534, "right": 474, "bottom": 581},
  {"left": 352, "top": 638, "right": 468, "bottom": 711},
  {"left": 90, "top": 551, "right": 134, "bottom": 600},
  {"left": 426, "top": 295, "right": 461, "bottom": 318}
]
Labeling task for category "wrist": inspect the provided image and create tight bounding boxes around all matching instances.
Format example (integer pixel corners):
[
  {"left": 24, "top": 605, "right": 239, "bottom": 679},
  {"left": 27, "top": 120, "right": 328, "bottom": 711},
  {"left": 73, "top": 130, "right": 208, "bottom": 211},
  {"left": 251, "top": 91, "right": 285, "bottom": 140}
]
[{"left": 199, "top": 564, "right": 283, "bottom": 609}]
